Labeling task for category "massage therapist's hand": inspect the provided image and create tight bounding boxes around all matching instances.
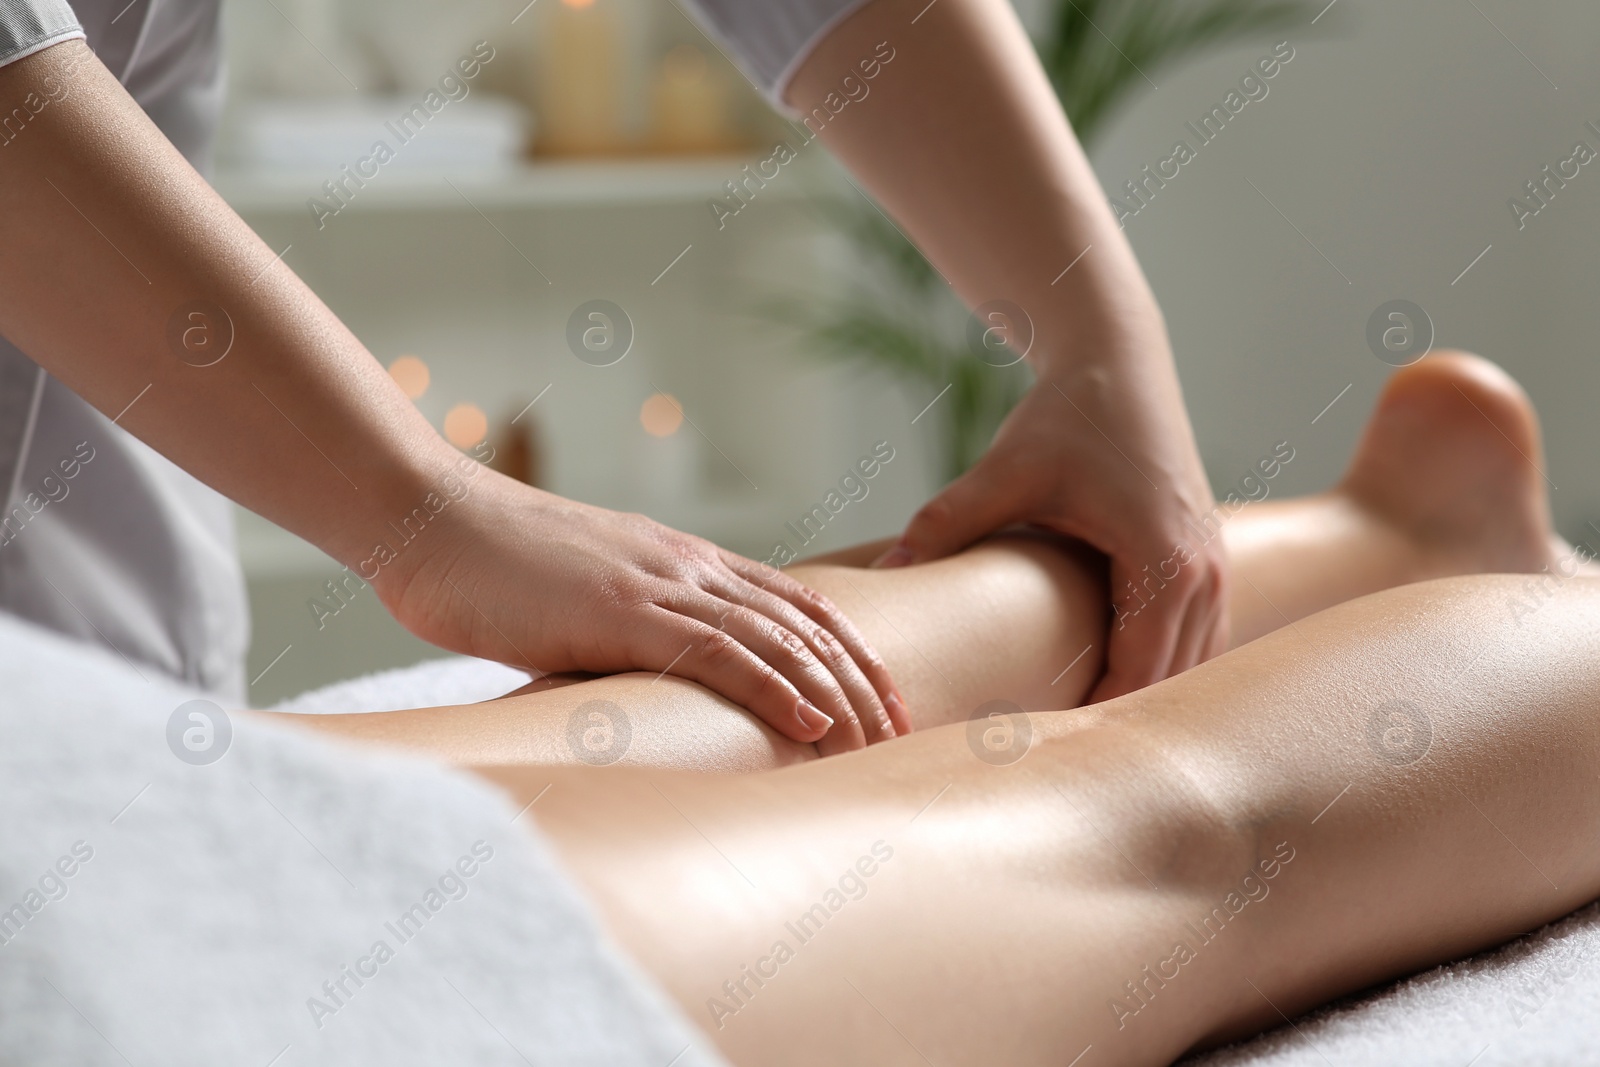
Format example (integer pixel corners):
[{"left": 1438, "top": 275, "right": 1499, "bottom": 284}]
[
  {"left": 0, "top": 39, "right": 900, "bottom": 754},
  {"left": 878, "top": 308, "right": 1229, "bottom": 702},
  {"left": 786, "top": 0, "right": 1230, "bottom": 701},
  {"left": 374, "top": 471, "right": 908, "bottom": 755}
]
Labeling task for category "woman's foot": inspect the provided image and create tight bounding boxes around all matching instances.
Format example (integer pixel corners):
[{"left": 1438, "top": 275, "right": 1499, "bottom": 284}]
[{"left": 1338, "top": 350, "right": 1568, "bottom": 582}]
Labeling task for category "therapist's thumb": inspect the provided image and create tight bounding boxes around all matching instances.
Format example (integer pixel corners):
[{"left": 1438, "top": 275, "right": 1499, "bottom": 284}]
[{"left": 874, "top": 464, "right": 1022, "bottom": 568}]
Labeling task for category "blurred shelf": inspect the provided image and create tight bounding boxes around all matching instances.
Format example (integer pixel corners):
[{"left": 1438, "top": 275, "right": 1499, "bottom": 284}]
[{"left": 212, "top": 155, "right": 818, "bottom": 214}]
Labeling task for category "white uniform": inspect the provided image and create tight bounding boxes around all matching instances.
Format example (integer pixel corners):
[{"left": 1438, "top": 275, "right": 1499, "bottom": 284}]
[
  {"left": 678, "top": 0, "right": 871, "bottom": 100},
  {"left": 0, "top": 0, "right": 862, "bottom": 699},
  {"left": 0, "top": 0, "right": 244, "bottom": 699}
]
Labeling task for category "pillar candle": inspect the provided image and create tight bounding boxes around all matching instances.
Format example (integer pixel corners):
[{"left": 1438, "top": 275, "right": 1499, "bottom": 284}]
[
  {"left": 651, "top": 44, "right": 736, "bottom": 154},
  {"left": 536, "top": 0, "right": 625, "bottom": 156}
]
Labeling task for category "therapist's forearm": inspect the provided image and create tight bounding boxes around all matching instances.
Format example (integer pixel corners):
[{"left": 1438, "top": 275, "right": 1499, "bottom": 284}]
[
  {"left": 0, "top": 43, "right": 914, "bottom": 745},
  {"left": 0, "top": 41, "right": 452, "bottom": 569},
  {"left": 788, "top": 0, "right": 1160, "bottom": 366}
]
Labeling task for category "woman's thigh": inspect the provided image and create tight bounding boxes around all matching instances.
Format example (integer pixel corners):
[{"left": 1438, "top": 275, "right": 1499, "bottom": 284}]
[{"left": 493, "top": 574, "right": 1600, "bottom": 1066}]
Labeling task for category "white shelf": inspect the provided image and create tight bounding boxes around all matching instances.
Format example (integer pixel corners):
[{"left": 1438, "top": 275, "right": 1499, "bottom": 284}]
[{"left": 212, "top": 155, "right": 811, "bottom": 214}]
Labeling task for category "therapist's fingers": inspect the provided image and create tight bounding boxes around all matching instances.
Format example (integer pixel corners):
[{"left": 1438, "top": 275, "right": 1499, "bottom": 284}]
[
  {"left": 637, "top": 603, "right": 835, "bottom": 745},
  {"left": 877, "top": 456, "right": 1027, "bottom": 568},
  {"left": 704, "top": 574, "right": 894, "bottom": 755},
  {"left": 720, "top": 552, "right": 907, "bottom": 744},
  {"left": 1091, "top": 533, "right": 1229, "bottom": 702},
  {"left": 1167, "top": 570, "right": 1223, "bottom": 680},
  {"left": 1088, "top": 550, "right": 1194, "bottom": 704},
  {"left": 1178, "top": 563, "right": 1230, "bottom": 670},
  {"left": 654, "top": 593, "right": 870, "bottom": 750},
  {"left": 1202, "top": 580, "right": 1232, "bottom": 661}
]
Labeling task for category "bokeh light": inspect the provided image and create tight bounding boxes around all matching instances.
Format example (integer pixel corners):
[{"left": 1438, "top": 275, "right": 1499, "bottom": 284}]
[
  {"left": 444, "top": 403, "right": 488, "bottom": 448},
  {"left": 388, "top": 355, "right": 430, "bottom": 400},
  {"left": 641, "top": 393, "right": 684, "bottom": 437}
]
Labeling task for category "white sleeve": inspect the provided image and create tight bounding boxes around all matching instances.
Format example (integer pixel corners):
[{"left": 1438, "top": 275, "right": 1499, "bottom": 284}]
[
  {"left": 0, "top": 0, "right": 83, "bottom": 68},
  {"left": 678, "top": 0, "right": 873, "bottom": 105}
]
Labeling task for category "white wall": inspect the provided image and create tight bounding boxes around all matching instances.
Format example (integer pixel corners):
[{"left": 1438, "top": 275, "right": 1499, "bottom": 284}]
[{"left": 1089, "top": 0, "right": 1600, "bottom": 533}]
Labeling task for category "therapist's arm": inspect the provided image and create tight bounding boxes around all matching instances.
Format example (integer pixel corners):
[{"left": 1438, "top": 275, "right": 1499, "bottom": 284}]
[
  {"left": 0, "top": 40, "right": 906, "bottom": 753},
  {"left": 787, "top": 0, "right": 1228, "bottom": 700}
]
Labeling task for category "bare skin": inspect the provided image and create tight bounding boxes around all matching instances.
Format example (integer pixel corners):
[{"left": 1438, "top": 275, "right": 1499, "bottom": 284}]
[
  {"left": 469, "top": 355, "right": 1600, "bottom": 1065},
  {"left": 269, "top": 352, "right": 1599, "bottom": 1064},
  {"left": 790, "top": 0, "right": 1229, "bottom": 701},
  {"left": 281, "top": 352, "right": 1569, "bottom": 774},
  {"left": 496, "top": 569, "right": 1600, "bottom": 1067},
  {"left": 0, "top": 40, "right": 900, "bottom": 752}
]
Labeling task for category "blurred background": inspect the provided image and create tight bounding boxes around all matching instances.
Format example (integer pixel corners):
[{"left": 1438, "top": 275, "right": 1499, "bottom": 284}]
[{"left": 220, "top": 0, "right": 1600, "bottom": 705}]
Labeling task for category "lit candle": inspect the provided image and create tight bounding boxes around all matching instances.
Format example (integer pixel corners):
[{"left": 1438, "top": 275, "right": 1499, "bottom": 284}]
[{"left": 536, "top": 0, "right": 624, "bottom": 156}]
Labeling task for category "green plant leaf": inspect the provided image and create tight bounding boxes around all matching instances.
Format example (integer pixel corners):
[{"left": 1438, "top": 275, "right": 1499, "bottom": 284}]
[
  {"left": 1046, "top": 0, "right": 1311, "bottom": 143},
  {"left": 776, "top": 0, "right": 1318, "bottom": 482}
]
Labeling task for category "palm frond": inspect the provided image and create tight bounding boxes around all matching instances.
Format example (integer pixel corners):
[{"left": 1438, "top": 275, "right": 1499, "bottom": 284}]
[
  {"left": 1046, "top": 0, "right": 1311, "bottom": 144},
  {"left": 781, "top": 0, "right": 1320, "bottom": 481},
  {"left": 762, "top": 295, "right": 949, "bottom": 384}
]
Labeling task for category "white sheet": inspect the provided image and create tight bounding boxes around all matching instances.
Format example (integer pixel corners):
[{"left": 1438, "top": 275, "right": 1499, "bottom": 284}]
[
  {"left": 284, "top": 655, "right": 1600, "bottom": 1067},
  {"left": 1189, "top": 900, "right": 1600, "bottom": 1066},
  {"left": 0, "top": 615, "right": 726, "bottom": 1067}
]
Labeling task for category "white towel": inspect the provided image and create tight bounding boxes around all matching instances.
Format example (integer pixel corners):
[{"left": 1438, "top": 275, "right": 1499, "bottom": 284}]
[
  {"left": 267, "top": 653, "right": 532, "bottom": 715},
  {"left": 0, "top": 612, "right": 726, "bottom": 1067},
  {"left": 1190, "top": 901, "right": 1600, "bottom": 1065}
]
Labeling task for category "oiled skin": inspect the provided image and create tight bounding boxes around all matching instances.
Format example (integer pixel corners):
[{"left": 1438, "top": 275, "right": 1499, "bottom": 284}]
[
  {"left": 495, "top": 574, "right": 1600, "bottom": 1066},
  {"left": 282, "top": 482, "right": 1458, "bottom": 773},
  {"left": 279, "top": 354, "right": 1588, "bottom": 1064}
]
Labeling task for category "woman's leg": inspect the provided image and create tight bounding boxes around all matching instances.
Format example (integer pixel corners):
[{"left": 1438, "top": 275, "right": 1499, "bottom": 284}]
[
  {"left": 280, "top": 353, "right": 1572, "bottom": 772},
  {"left": 275, "top": 531, "right": 1107, "bottom": 770},
  {"left": 489, "top": 570, "right": 1600, "bottom": 1066},
  {"left": 1223, "top": 351, "right": 1560, "bottom": 641}
]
